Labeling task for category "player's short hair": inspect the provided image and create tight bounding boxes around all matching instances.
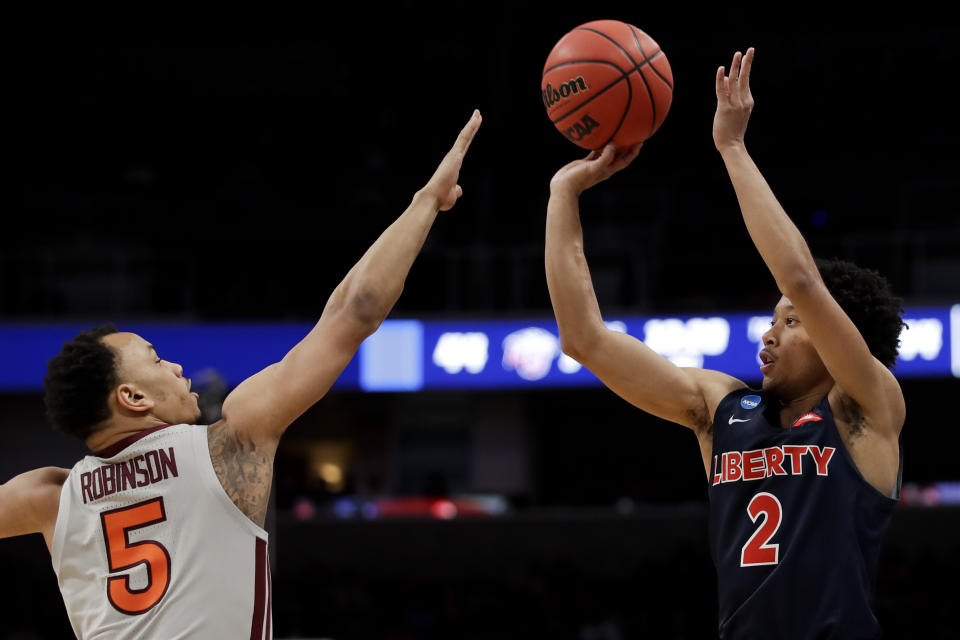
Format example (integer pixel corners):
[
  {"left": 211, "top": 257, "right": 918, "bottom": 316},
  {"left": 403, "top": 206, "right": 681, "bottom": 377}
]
[
  {"left": 43, "top": 324, "right": 120, "bottom": 439},
  {"left": 816, "top": 258, "right": 906, "bottom": 368}
]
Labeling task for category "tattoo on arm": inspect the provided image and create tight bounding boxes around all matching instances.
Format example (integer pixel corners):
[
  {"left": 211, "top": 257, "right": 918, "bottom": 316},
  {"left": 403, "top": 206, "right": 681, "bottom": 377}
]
[{"left": 207, "top": 420, "right": 275, "bottom": 528}]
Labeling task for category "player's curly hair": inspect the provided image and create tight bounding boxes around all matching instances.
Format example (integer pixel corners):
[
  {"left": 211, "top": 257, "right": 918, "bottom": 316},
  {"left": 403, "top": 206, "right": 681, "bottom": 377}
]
[
  {"left": 816, "top": 258, "right": 906, "bottom": 368},
  {"left": 43, "top": 324, "right": 119, "bottom": 439}
]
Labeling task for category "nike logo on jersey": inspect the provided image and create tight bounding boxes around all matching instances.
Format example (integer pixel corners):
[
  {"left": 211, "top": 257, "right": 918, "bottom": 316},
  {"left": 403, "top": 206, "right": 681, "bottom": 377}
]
[{"left": 729, "top": 417, "right": 751, "bottom": 424}]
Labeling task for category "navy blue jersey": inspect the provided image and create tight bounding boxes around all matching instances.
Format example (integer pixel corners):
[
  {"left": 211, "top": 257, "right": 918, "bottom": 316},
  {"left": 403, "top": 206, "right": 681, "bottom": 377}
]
[{"left": 708, "top": 388, "right": 901, "bottom": 640}]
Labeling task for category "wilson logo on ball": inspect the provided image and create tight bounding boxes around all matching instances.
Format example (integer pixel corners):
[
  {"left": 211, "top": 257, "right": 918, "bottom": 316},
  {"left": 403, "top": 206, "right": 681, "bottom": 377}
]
[
  {"left": 563, "top": 114, "right": 600, "bottom": 142},
  {"left": 541, "top": 77, "right": 589, "bottom": 109}
]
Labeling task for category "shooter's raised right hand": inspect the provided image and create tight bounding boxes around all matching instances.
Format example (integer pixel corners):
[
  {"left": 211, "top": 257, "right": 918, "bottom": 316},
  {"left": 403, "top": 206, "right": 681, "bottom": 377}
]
[{"left": 549, "top": 142, "right": 643, "bottom": 199}]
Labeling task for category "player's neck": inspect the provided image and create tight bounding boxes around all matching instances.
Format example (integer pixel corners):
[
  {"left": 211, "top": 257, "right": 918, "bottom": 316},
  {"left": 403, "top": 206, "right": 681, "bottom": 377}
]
[
  {"left": 774, "top": 379, "right": 833, "bottom": 428},
  {"left": 85, "top": 415, "right": 171, "bottom": 453}
]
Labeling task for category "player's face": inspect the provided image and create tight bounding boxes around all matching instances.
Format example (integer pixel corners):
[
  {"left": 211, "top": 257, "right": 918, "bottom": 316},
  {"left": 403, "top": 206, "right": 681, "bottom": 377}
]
[
  {"left": 102, "top": 332, "right": 202, "bottom": 425},
  {"left": 759, "top": 297, "right": 830, "bottom": 398}
]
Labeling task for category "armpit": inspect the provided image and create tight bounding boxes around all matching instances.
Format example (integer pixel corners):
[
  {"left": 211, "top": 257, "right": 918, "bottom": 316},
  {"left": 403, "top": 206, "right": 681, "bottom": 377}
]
[
  {"left": 836, "top": 394, "right": 866, "bottom": 436},
  {"left": 207, "top": 420, "right": 274, "bottom": 528},
  {"left": 686, "top": 404, "right": 713, "bottom": 435}
]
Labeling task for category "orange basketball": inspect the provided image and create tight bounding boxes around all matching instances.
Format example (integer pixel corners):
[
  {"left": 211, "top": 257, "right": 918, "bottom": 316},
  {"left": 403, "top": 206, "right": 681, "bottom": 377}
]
[{"left": 541, "top": 20, "right": 673, "bottom": 150}]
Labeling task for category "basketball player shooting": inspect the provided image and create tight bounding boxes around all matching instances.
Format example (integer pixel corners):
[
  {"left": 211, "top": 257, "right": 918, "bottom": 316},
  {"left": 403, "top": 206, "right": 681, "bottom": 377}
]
[
  {"left": 0, "top": 110, "right": 481, "bottom": 638},
  {"left": 545, "top": 48, "right": 905, "bottom": 639}
]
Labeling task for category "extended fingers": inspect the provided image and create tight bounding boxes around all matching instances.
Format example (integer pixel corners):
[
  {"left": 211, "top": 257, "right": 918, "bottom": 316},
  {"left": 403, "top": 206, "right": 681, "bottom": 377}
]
[
  {"left": 728, "top": 51, "right": 743, "bottom": 92},
  {"left": 718, "top": 49, "right": 755, "bottom": 102},
  {"left": 739, "top": 47, "right": 755, "bottom": 96},
  {"left": 716, "top": 65, "right": 728, "bottom": 99},
  {"left": 452, "top": 109, "right": 482, "bottom": 156}
]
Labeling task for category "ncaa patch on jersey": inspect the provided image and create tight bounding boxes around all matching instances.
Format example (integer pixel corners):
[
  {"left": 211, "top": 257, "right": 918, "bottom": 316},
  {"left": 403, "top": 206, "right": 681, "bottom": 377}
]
[{"left": 741, "top": 395, "right": 761, "bottom": 410}]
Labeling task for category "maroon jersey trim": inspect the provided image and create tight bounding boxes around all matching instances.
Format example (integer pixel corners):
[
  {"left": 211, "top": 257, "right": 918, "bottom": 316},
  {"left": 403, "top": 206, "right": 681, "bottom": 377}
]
[
  {"left": 250, "top": 537, "right": 268, "bottom": 639},
  {"left": 94, "top": 424, "right": 175, "bottom": 458}
]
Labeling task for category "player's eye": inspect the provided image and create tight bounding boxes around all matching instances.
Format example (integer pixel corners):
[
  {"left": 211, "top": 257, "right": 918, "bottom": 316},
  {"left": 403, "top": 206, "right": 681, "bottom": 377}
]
[{"left": 786, "top": 317, "right": 796, "bottom": 325}]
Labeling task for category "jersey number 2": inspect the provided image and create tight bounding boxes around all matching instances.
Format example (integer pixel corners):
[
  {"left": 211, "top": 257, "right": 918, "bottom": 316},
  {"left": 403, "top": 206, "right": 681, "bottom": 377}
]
[
  {"left": 740, "top": 492, "right": 782, "bottom": 567},
  {"left": 100, "top": 497, "right": 171, "bottom": 615}
]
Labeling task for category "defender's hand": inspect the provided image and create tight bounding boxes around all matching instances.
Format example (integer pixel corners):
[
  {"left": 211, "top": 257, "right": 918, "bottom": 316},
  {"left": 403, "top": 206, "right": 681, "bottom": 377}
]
[
  {"left": 714, "top": 48, "right": 755, "bottom": 152},
  {"left": 549, "top": 142, "right": 642, "bottom": 198},
  {"left": 421, "top": 110, "right": 482, "bottom": 211}
]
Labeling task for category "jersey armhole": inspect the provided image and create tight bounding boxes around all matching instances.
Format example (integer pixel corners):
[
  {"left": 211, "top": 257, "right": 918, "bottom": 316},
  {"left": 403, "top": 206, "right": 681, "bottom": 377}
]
[{"left": 829, "top": 422, "right": 903, "bottom": 503}]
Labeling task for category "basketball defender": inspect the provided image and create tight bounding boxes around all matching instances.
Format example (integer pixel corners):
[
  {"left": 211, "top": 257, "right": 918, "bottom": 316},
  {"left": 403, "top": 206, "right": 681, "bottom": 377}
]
[
  {"left": 0, "top": 110, "right": 481, "bottom": 639},
  {"left": 545, "top": 49, "right": 904, "bottom": 639}
]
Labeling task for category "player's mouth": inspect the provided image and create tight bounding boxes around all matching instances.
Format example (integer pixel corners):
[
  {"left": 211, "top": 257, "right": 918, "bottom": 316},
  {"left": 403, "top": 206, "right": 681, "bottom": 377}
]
[{"left": 759, "top": 350, "right": 775, "bottom": 374}]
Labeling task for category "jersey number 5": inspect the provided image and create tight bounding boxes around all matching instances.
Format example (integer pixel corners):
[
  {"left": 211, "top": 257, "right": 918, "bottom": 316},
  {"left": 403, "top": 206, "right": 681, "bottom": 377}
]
[
  {"left": 740, "top": 492, "right": 782, "bottom": 567},
  {"left": 100, "top": 497, "right": 171, "bottom": 615}
]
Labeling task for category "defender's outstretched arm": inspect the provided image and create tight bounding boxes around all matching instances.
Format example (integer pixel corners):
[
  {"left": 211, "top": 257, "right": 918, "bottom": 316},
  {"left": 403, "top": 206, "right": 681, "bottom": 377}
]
[{"left": 221, "top": 111, "right": 483, "bottom": 445}]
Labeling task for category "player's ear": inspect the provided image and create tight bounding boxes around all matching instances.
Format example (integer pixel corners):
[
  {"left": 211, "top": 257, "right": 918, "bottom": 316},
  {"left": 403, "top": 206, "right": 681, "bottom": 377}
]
[{"left": 115, "top": 384, "right": 155, "bottom": 413}]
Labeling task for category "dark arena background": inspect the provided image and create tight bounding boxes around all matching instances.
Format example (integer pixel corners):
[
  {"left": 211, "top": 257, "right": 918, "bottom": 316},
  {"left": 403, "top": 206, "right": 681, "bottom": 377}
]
[{"left": 4, "top": 7, "right": 958, "bottom": 639}]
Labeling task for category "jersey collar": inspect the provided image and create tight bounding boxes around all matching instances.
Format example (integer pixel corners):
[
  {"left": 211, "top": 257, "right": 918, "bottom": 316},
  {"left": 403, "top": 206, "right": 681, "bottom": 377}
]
[{"left": 94, "top": 423, "right": 175, "bottom": 458}]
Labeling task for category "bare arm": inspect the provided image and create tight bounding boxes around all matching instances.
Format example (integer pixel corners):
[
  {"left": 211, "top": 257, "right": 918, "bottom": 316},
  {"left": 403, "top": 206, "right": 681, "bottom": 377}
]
[
  {"left": 545, "top": 145, "right": 742, "bottom": 432},
  {"left": 0, "top": 467, "right": 68, "bottom": 545},
  {"left": 714, "top": 49, "right": 904, "bottom": 433},
  {"left": 220, "top": 110, "right": 483, "bottom": 445}
]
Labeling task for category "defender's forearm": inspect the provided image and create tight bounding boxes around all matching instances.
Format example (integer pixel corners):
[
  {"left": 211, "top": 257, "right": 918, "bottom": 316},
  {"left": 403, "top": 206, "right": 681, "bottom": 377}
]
[{"left": 327, "top": 190, "right": 441, "bottom": 329}]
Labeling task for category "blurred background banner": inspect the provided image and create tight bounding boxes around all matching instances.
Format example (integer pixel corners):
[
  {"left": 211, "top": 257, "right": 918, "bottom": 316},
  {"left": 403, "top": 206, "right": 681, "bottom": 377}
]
[
  {"left": 4, "top": 7, "right": 958, "bottom": 638},
  {"left": 2, "top": 304, "right": 957, "bottom": 392}
]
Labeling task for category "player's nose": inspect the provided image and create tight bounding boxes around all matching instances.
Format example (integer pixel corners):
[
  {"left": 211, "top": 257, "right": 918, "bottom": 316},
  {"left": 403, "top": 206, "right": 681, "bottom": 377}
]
[{"left": 762, "top": 326, "right": 778, "bottom": 346}]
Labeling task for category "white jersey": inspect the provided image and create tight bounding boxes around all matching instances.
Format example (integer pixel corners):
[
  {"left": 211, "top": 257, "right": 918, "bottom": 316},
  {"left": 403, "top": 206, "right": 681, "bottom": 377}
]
[{"left": 51, "top": 423, "right": 273, "bottom": 639}]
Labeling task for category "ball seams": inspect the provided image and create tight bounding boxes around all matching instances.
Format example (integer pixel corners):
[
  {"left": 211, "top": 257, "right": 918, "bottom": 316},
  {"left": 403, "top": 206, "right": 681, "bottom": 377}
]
[
  {"left": 541, "top": 53, "right": 667, "bottom": 97},
  {"left": 542, "top": 22, "right": 673, "bottom": 148},
  {"left": 630, "top": 27, "right": 673, "bottom": 91},
  {"left": 625, "top": 28, "right": 660, "bottom": 136},
  {"left": 576, "top": 27, "right": 643, "bottom": 69}
]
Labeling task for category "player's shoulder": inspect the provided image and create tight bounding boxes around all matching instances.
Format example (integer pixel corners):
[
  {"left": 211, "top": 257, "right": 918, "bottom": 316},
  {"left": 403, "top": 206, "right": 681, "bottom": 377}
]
[
  {"left": 1, "top": 467, "right": 68, "bottom": 501},
  {"left": 682, "top": 368, "right": 748, "bottom": 408},
  {"left": 206, "top": 418, "right": 274, "bottom": 456},
  {"left": 2, "top": 467, "right": 69, "bottom": 495},
  {"left": 5, "top": 467, "right": 69, "bottom": 519},
  {"left": 830, "top": 356, "right": 905, "bottom": 421},
  {"left": 0, "top": 467, "right": 69, "bottom": 537},
  {"left": 23, "top": 466, "right": 70, "bottom": 487},
  {"left": 27, "top": 468, "right": 70, "bottom": 511},
  {"left": 829, "top": 369, "right": 905, "bottom": 438}
]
